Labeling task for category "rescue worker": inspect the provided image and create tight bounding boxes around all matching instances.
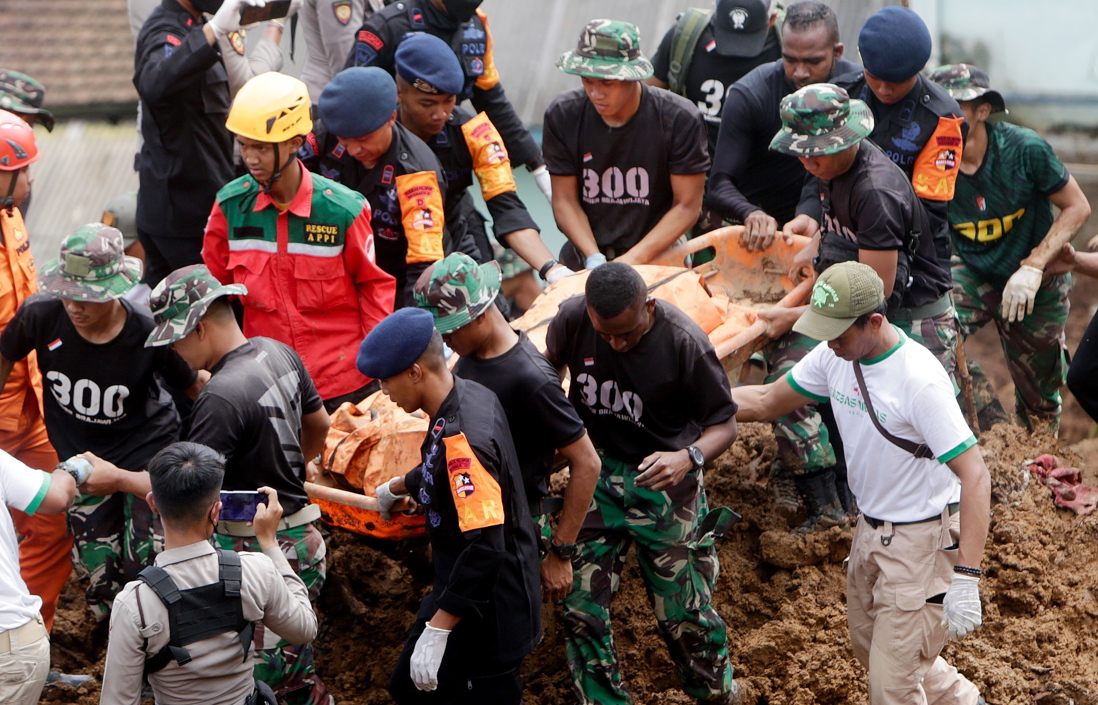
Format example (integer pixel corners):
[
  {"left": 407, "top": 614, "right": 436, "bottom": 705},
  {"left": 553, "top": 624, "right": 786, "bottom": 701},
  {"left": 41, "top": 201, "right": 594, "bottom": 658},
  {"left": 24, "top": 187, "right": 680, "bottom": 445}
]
[
  {"left": 133, "top": 0, "right": 271, "bottom": 286},
  {"left": 0, "top": 449, "right": 77, "bottom": 705},
  {"left": 84, "top": 265, "right": 333, "bottom": 705},
  {"left": 413, "top": 253, "right": 600, "bottom": 603},
  {"left": 394, "top": 34, "right": 572, "bottom": 287},
  {"left": 300, "top": 0, "right": 383, "bottom": 103},
  {"left": 544, "top": 20, "right": 710, "bottom": 270},
  {"left": 100, "top": 443, "right": 318, "bottom": 705},
  {"left": 731, "top": 262, "right": 990, "bottom": 705},
  {"left": 0, "top": 112, "right": 74, "bottom": 650},
  {"left": 203, "top": 72, "right": 396, "bottom": 412},
  {"left": 0, "top": 71, "right": 51, "bottom": 219},
  {"left": 772, "top": 85, "right": 954, "bottom": 523},
  {"left": 930, "top": 64, "right": 1092, "bottom": 434},
  {"left": 544, "top": 262, "right": 741, "bottom": 705},
  {"left": 361, "top": 307, "right": 541, "bottom": 702},
  {"left": 705, "top": 0, "right": 860, "bottom": 528},
  {"left": 648, "top": 0, "right": 782, "bottom": 158},
  {"left": 0, "top": 225, "right": 204, "bottom": 621},
  {"left": 345, "top": 0, "right": 552, "bottom": 200},
  {"left": 304, "top": 66, "right": 472, "bottom": 308}
]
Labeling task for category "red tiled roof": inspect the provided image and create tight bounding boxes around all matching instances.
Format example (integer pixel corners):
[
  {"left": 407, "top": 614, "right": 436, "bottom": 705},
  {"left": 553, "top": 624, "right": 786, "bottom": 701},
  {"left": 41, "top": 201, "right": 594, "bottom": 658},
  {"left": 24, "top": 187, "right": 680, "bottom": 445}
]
[{"left": 0, "top": 0, "right": 138, "bottom": 107}]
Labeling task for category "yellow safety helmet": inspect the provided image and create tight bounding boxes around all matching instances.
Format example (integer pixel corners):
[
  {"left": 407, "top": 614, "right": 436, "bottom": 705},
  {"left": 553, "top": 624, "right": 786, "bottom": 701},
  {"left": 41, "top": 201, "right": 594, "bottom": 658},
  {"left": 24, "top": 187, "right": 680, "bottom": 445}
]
[{"left": 226, "top": 72, "right": 313, "bottom": 143}]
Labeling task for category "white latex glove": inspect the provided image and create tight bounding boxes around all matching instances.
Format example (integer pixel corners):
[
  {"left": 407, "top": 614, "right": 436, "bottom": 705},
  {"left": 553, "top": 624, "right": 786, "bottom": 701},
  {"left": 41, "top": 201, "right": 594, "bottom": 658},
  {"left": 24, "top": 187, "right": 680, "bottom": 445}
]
[
  {"left": 373, "top": 476, "right": 406, "bottom": 522},
  {"left": 287, "top": 0, "right": 304, "bottom": 16},
  {"left": 545, "top": 264, "right": 575, "bottom": 285},
  {"left": 531, "top": 164, "right": 552, "bottom": 202},
  {"left": 209, "top": 0, "right": 266, "bottom": 40},
  {"left": 410, "top": 624, "right": 451, "bottom": 691},
  {"left": 941, "top": 573, "right": 982, "bottom": 639},
  {"left": 1001, "top": 264, "right": 1043, "bottom": 323},
  {"left": 585, "top": 252, "right": 607, "bottom": 270}
]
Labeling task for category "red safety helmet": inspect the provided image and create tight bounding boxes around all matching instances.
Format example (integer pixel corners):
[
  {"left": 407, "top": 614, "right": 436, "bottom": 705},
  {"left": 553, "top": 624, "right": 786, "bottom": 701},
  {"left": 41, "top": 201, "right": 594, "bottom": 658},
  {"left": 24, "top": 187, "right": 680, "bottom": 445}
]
[{"left": 0, "top": 109, "right": 39, "bottom": 172}]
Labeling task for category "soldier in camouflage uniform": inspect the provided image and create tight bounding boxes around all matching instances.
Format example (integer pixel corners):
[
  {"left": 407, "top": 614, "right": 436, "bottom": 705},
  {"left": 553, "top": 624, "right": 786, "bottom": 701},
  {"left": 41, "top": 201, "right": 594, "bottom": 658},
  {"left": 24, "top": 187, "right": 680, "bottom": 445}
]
[
  {"left": 544, "top": 262, "right": 741, "bottom": 705},
  {"left": 930, "top": 64, "right": 1092, "bottom": 434},
  {"left": 769, "top": 84, "right": 957, "bottom": 530},
  {"left": 0, "top": 70, "right": 54, "bottom": 131},
  {"left": 0, "top": 225, "right": 205, "bottom": 620}
]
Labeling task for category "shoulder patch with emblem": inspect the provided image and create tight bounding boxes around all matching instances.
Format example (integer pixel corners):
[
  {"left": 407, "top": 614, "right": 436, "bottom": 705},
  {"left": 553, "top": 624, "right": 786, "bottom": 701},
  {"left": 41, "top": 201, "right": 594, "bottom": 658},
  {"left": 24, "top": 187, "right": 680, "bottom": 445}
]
[
  {"left": 442, "top": 432, "right": 504, "bottom": 533},
  {"left": 228, "top": 30, "right": 245, "bottom": 55},
  {"left": 332, "top": 0, "right": 353, "bottom": 25}
]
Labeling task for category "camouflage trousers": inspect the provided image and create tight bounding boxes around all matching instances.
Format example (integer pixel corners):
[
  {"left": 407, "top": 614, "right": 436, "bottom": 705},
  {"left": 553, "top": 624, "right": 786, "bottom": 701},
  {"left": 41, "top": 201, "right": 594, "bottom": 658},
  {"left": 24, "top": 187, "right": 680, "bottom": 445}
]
[
  {"left": 562, "top": 454, "right": 734, "bottom": 705},
  {"left": 953, "top": 262, "right": 1070, "bottom": 433},
  {"left": 763, "top": 331, "right": 836, "bottom": 477},
  {"left": 215, "top": 522, "right": 329, "bottom": 705},
  {"left": 891, "top": 298, "right": 961, "bottom": 389},
  {"left": 68, "top": 491, "right": 162, "bottom": 621}
]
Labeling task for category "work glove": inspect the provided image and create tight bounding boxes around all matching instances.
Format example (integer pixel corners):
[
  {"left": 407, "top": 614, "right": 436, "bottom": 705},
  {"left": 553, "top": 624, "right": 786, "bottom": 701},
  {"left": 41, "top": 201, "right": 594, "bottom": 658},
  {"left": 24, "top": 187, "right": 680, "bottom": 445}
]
[
  {"left": 374, "top": 476, "right": 406, "bottom": 522},
  {"left": 941, "top": 573, "right": 982, "bottom": 639},
  {"left": 585, "top": 252, "right": 607, "bottom": 270},
  {"left": 209, "top": 0, "right": 266, "bottom": 40},
  {"left": 410, "top": 623, "right": 451, "bottom": 691},
  {"left": 287, "top": 0, "right": 304, "bottom": 17},
  {"left": 545, "top": 264, "right": 575, "bottom": 285},
  {"left": 1001, "top": 264, "right": 1043, "bottom": 323},
  {"left": 531, "top": 164, "right": 552, "bottom": 202}
]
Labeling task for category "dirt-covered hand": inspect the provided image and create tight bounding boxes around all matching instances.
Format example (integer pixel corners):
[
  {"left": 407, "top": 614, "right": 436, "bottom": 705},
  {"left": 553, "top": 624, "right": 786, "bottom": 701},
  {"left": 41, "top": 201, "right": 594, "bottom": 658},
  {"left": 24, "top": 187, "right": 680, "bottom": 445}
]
[
  {"left": 1044, "top": 243, "right": 1076, "bottom": 276},
  {"left": 741, "top": 210, "right": 778, "bottom": 252},
  {"left": 635, "top": 449, "right": 691, "bottom": 492},
  {"left": 1001, "top": 265, "right": 1043, "bottom": 322},
  {"left": 758, "top": 306, "right": 802, "bottom": 340},
  {"left": 541, "top": 552, "right": 574, "bottom": 603},
  {"left": 410, "top": 624, "right": 450, "bottom": 691},
  {"left": 941, "top": 573, "right": 982, "bottom": 638}
]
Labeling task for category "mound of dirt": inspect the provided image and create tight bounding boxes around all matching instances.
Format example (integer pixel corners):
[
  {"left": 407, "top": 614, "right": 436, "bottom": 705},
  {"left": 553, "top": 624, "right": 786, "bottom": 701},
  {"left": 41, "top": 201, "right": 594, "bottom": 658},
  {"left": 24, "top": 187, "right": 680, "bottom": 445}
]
[{"left": 38, "top": 423, "right": 1098, "bottom": 704}]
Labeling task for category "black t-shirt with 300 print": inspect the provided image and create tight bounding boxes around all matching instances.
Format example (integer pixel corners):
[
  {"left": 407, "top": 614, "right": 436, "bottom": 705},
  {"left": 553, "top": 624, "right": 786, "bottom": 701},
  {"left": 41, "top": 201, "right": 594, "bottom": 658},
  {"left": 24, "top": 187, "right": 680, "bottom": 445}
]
[
  {"left": 545, "top": 297, "right": 736, "bottom": 464},
  {"left": 542, "top": 84, "right": 710, "bottom": 255},
  {"left": 0, "top": 295, "right": 196, "bottom": 470}
]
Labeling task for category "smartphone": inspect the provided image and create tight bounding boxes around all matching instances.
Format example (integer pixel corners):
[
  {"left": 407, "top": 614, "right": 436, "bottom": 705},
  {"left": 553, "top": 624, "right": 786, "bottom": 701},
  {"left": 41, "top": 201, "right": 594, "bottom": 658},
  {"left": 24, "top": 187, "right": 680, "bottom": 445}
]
[
  {"left": 240, "top": 0, "right": 292, "bottom": 25},
  {"left": 220, "top": 490, "right": 269, "bottom": 521}
]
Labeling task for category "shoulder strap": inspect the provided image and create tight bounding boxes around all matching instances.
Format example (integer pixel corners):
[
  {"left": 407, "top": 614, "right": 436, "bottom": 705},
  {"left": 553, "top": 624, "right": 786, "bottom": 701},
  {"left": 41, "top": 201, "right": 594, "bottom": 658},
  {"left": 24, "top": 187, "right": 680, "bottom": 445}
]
[
  {"left": 852, "top": 361, "right": 935, "bottom": 459},
  {"left": 217, "top": 549, "right": 255, "bottom": 662},
  {"left": 138, "top": 566, "right": 192, "bottom": 675},
  {"left": 668, "top": 9, "right": 713, "bottom": 97}
]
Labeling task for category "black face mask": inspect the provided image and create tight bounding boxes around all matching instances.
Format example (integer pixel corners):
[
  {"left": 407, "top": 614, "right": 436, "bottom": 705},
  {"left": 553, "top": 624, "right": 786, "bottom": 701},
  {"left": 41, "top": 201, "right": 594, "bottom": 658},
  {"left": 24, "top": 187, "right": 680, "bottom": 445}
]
[
  {"left": 191, "top": 0, "right": 224, "bottom": 14},
  {"left": 442, "top": 0, "right": 482, "bottom": 23}
]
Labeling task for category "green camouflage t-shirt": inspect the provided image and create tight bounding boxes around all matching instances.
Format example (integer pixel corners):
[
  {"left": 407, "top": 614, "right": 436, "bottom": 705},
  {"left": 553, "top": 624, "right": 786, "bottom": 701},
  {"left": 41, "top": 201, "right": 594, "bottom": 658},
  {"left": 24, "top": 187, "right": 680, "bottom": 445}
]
[{"left": 949, "top": 121, "right": 1069, "bottom": 286}]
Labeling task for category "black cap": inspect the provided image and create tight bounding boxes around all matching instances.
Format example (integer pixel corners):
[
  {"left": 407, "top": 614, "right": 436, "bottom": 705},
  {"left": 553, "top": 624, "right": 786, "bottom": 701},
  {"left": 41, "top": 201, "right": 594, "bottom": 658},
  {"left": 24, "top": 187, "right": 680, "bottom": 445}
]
[{"left": 712, "top": 0, "right": 772, "bottom": 58}]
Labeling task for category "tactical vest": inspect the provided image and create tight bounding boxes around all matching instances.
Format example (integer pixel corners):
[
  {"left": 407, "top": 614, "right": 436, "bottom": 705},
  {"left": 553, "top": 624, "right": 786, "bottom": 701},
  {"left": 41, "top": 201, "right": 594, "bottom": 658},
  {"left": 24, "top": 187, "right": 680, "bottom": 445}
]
[
  {"left": 137, "top": 549, "right": 254, "bottom": 676},
  {"left": 403, "top": 3, "right": 489, "bottom": 99}
]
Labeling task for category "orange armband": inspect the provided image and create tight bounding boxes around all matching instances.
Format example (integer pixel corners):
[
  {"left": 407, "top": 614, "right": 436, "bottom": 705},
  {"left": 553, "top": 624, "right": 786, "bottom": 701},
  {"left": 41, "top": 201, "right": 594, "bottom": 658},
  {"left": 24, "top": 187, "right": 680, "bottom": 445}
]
[
  {"left": 462, "top": 112, "right": 517, "bottom": 201},
  {"left": 395, "top": 171, "right": 445, "bottom": 263},
  {"left": 443, "top": 432, "right": 505, "bottom": 532},
  {"left": 474, "top": 10, "right": 500, "bottom": 91},
  {"left": 912, "top": 116, "right": 965, "bottom": 201}
]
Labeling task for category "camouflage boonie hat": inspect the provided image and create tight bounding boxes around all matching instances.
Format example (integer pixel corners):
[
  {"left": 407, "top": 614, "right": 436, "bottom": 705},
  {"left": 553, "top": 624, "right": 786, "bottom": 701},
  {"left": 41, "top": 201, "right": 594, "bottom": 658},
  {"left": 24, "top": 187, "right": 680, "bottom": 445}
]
[
  {"left": 413, "top": 252, "right": 502, "bottom": 335},
  {"left": 557, "top": 19, "right": 654, "bottom": 81},
  {"left": 928, "top": 64, "right": 1007, "bottom": 114},
  {"left": 145, "top": 265, "right": 246, "bottom": 347},
  {"left": 39, "top": 224, "right": 142, "bottom": 303},
  {"left": 0, "top": 70, "right": 54, "bottom": 132},
  {"left": 770, "top": 83, "right": 874, "bottom": 156}
]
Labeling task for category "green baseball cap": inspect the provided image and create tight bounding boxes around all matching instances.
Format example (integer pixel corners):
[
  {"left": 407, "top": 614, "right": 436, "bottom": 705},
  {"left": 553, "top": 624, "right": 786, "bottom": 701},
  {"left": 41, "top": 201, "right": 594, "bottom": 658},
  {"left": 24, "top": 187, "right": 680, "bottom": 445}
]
[
  {"left": 0, "top": 70, "right": 54, "bottom": 132},
  {"left": 770, "top": 83, "right": 874, "bottom": 157},
  {"left": 928, "top": 63, "right": 1007, "bottom": 114},
  {"left": 145, "top": 265, "right": 247, "bottom": 347},
  {"left": 413, "top": 252, "right": 502, "bottom": 335},
  {"left": 38, "top": 224, "right": 142, "bottom": 303},
  {"left": 557, "top": 19, "right": 654, "bottom": 81},
  {"left": 793, "top": 262, "right": 885, "bottom": 341}
]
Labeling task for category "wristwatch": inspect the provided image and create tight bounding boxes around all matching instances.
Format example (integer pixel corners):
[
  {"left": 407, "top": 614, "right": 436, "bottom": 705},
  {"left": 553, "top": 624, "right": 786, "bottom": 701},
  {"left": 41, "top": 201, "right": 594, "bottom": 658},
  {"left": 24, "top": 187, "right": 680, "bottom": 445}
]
[
  {"left": 686, "top": 445, "right": 705, "bottom": 472},
  {"left": 538, "top": 259, "right": 560, "bottom": 281},
  {"left": 549, "top": 540, "right": 578, "bottom": 561}
]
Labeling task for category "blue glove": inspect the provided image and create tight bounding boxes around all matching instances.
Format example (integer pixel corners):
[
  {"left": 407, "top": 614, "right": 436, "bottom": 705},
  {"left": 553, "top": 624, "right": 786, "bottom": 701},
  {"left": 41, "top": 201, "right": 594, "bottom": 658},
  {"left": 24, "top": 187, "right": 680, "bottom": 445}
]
[{"left": 585, "top": 253, "right": 607, "bottom": 270}]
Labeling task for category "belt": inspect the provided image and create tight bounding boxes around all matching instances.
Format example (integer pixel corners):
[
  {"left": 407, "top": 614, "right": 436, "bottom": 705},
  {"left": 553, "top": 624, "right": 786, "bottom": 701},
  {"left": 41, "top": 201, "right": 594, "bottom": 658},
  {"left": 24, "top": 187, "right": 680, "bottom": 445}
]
[
  {"left": 529, "top": 496, "right": 565, "bottom": 517},
  {"left": 0, "top": 616, "right": 46, "bottom": 655},
  {"left": 218, "top": 503, "right": 321, "bottom": 538},
  {"left": 862, "top": 502, "right": 959, "bottom": 530},
  {"left": 892, "top": 292, "right": 953, "bottom": 321}
]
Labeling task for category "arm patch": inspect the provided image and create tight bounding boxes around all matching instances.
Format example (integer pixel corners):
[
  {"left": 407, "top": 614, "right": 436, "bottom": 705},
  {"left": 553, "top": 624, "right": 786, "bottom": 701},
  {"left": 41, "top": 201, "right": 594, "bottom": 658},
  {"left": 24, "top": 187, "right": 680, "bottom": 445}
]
[{"left": 443, "top": 432, "right": 505, "bottom": 533}]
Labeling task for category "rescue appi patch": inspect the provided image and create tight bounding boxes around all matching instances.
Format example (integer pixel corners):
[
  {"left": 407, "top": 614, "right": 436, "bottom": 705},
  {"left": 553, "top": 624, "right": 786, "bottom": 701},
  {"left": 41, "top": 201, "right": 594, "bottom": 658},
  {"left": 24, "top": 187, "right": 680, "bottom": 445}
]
[{"left": 303, "top": 221, "right": 341, "bottom": 244}]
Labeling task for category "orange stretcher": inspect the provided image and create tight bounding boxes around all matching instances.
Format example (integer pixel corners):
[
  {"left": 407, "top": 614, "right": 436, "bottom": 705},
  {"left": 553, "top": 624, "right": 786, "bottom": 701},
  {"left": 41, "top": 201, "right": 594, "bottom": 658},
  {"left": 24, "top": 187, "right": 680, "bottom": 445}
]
[{"left": 306, "top": 226, "right": 811, "bottom": 539}]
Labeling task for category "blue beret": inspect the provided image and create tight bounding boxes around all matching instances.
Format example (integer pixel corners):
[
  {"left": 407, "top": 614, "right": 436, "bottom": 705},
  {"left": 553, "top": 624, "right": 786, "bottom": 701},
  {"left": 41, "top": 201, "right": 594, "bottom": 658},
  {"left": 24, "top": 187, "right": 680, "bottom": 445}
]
[
  {"left": 357, "top": 308, "right": 435, "bottom": 380},
  {"left": 858, "top": 7, "right": 932, "bottom": 83},
  {"left": 318, "top": 67, "right": 397, "bottom": 138},
  {"left": 395, "top": 33, "right": 465, "bottom": 97}
]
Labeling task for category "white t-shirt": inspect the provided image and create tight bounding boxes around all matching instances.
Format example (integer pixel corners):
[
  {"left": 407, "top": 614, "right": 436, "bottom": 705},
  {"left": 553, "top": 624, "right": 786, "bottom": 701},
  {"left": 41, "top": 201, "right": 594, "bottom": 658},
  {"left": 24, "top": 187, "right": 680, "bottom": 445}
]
[
  {"left": 0, "top": 449, "right": 52, "bottom": 629},
  {"left": 788, "top": 328, "right": 976, "bottom": 522}
]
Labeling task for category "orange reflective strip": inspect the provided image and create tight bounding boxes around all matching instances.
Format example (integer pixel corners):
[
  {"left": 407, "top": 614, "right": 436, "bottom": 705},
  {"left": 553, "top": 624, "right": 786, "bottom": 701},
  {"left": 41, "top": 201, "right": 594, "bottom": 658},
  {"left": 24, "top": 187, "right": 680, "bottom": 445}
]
[
  {"left": 461, "top": 112, "right": 516, "bottom": 201},
  {"left": 912, "top": 116, "right": 965, "bottom": 202},
  {"left": 395, "top": 171, "right": 445, "bottom": 263},
  {"left": 442, "top": 432, "right": 505, "bottom": 533},
  {"left": 474, "top": 10, "right": 500, "bottom": 91}
]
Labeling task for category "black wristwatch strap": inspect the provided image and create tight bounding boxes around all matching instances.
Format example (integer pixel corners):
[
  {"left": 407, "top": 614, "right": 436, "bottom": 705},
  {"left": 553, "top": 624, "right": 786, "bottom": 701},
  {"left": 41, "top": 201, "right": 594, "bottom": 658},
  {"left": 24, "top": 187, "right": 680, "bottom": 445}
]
[{"left": 539, "top": 259, "right": 559, "bottom": 281}]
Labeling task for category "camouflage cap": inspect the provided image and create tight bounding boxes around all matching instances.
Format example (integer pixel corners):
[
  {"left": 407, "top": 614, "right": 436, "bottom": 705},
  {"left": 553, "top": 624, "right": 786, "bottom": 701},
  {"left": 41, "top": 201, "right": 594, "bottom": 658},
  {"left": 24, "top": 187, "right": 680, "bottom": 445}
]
[
  {"left": 770, "top": 83, "right": 874, "bottom": 157},
  {"left": 38, "top": 224, "right": 143, "bottom": 303},
  {"left": 0, "top": 70, "right": 54, "bottom": 132},
  {"left": 793, "top": 261, "right": 885, "bottom": 341},
  {"left": 413, "top": 252, "right": 502, "bottom": 335},
  {"left": 928, "top": 64, "right": 1007, "bottom": 114},
  {"left": 557, "top": 19, "right": 654, "bottom": 81},
  {"left": 101, "top": 192, "right": 139, "bottom": 248},
  {"left": 145, "top": 265, "right": 247, "bottom": 347}
]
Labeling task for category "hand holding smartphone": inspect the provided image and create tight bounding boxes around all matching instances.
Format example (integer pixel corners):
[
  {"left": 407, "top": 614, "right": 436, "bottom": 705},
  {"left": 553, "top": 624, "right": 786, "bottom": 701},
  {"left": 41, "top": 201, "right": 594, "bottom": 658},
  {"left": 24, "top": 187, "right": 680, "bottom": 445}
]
[{"left": 219, "top": 490, "right": 269, "bottom": 521}]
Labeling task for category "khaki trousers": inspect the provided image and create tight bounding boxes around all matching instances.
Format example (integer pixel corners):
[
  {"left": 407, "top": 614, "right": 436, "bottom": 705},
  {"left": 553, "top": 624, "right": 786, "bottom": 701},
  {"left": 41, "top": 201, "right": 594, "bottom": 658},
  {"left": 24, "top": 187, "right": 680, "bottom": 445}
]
[
  {"left": 847, "top": 510, "right": 981, "bottom": 705},
  {"left": 0, "top": 616, "right": 50, "bottom": 705}
]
